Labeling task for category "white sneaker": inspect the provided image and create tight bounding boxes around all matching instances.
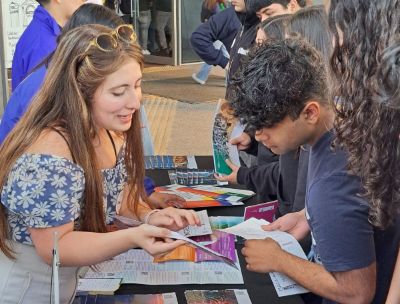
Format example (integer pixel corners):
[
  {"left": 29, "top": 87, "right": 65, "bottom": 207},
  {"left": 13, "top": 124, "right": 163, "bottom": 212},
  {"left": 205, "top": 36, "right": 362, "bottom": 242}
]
[
  {"left": 192, "top": 73, "right": 206, "bottom": 85},
  {"left": 142, "top": 49, "right": 151, "bottom": 55}
]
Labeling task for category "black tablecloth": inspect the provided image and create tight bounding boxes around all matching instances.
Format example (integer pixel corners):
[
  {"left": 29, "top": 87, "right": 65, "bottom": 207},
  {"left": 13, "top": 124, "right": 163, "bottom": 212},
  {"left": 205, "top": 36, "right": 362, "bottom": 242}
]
[{"left": 116, "top": 156, "right": 305, "bottom": 304}]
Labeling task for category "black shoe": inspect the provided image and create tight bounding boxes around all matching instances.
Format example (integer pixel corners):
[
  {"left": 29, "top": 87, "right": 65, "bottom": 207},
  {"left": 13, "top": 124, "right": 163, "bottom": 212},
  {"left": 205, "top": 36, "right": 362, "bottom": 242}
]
[{"left": 156, "top": 48, "right": 170, "bottom": 57}]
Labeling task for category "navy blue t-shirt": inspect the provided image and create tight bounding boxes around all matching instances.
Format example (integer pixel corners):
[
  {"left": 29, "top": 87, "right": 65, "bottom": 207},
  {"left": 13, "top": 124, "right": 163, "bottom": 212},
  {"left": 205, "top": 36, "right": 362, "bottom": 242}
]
[{"left": 306, "top": 131, "right": 375, "bottom": 302}]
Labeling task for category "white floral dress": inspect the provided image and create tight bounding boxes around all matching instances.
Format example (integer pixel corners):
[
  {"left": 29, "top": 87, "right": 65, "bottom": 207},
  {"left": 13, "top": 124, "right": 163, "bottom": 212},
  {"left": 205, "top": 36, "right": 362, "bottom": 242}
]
[{"left": 0, "top": 152, "right": 127, "bottom": 304}]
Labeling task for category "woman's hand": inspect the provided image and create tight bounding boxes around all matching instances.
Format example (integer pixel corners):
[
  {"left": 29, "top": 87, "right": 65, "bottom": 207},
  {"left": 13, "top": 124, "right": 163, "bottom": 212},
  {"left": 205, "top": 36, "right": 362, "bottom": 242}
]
[
  {"left": 147, "top": 207, "right": 200, "bottom": 231},
  {"left": 133, "top": 224, "right": 185, "bottom": 256}
]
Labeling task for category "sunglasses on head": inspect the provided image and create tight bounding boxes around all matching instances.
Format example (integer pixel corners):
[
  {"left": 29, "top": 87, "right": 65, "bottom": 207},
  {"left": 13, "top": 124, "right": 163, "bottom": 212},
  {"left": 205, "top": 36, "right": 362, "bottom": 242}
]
[{"left": 85, "top": 24, "right": 137, "bottom": 53}]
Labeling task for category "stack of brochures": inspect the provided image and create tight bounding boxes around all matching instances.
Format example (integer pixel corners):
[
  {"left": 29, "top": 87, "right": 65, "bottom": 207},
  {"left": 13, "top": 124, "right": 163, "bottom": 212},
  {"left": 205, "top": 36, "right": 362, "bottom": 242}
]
[
  {"left": 168, "top": 169, "right": 218, "bottom": 186},
  {"left": 155, "top": 184, "right": 255, "bottom": 209},
  {"left": 144, "top": 155, "right": 197, "bottom": 169}
]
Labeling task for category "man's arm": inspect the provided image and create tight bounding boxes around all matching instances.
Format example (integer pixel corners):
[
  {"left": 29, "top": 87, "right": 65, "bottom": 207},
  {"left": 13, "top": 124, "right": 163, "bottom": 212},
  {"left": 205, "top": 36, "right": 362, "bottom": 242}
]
[
  {"left": 236, "top": 162, "right": 279, "bottom": 194},
  {"left": 242, "top": 239, "right": 376, "bottom": 303}
]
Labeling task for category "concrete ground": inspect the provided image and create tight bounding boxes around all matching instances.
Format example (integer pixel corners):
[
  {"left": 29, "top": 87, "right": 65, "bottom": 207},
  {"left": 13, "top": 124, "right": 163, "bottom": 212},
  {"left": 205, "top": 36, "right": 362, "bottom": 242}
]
[{"left": 142, "top": 63, "right": 226, "bottom": 155}]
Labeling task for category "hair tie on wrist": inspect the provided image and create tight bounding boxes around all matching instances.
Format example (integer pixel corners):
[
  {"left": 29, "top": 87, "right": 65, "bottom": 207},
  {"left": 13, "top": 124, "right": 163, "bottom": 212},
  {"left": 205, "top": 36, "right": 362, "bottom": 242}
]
[{"left": 144, "top": 209, "right": 160, "bottom": 224}]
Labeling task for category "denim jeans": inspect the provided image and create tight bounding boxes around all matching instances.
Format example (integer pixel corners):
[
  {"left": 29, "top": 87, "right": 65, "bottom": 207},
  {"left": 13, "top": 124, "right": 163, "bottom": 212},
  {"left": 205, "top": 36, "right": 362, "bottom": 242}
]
[
  {"left": 155, "top": 10, "right": 172, "bottom": 49},
  {"left": 195, "top": 63, "right": 213, "bottom": 82},
  {"left": 138, "top": 10, "right": 151, "bottom": 50}
]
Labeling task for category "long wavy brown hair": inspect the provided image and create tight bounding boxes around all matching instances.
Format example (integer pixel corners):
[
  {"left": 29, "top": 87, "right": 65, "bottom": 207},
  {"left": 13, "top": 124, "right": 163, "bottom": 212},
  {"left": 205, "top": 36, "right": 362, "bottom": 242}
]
[
  {"left": 0, "top": 24, "right": 146, "bottom": 258},
  {"left": 329, "top": 0, "right": 400, "bottom": 229}
]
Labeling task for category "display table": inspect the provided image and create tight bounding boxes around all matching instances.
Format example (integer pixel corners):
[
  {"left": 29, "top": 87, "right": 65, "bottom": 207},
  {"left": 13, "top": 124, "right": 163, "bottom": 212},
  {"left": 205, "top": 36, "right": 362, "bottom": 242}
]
[{"left": 115, "top": 156, "right": 305, "bottom": 304}]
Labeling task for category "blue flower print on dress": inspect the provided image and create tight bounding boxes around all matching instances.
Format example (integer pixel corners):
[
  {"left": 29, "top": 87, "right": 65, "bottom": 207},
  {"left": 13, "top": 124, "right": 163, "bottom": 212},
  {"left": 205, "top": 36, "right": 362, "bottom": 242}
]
[{"left": 1, "top": 148, "right": 127, "bottom": 245}]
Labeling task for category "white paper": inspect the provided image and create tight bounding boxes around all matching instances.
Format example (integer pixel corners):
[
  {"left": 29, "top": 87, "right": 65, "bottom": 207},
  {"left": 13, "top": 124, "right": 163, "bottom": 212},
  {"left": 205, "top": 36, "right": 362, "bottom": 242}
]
[
  {"left": 219, "top": 218, "right": 308, "bottom": 294},
  {"left": 178, "top": 210, "right": 212, "bottom": 237},
  {"left": 270, "top": 273, "right": 308, "bottom": 297},
  {"left": 162, "top": 293, "right": 179, "bottom": 304},
  {"left": 234, "top": 289, "right": 253, "bottom": 303},
  {"left": 230, "top": 123, "right": 246, "bottom": 140},
  {"left": 84, "top": 249, "right": 244, "bottom": 285},
  {"left": 187, "top": 156, "right": 198, "bottom": 169},
  {"left": 227, "top": 122, "right": 245, "bottom": 167},
  {"left": 77, "top": 278, "right": 121, "bottom": 293}
]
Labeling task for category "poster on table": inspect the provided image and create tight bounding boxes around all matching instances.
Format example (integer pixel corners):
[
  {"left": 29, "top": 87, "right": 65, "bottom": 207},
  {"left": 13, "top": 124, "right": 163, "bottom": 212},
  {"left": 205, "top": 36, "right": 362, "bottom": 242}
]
[{"left": 1, "top": 0, "right": 38, "bottom": 68}]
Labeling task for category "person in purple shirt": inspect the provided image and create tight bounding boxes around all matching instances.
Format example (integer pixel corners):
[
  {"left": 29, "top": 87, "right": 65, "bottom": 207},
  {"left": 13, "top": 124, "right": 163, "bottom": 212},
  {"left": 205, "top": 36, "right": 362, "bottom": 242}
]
[{"left": 11, "top": 0, "right": 84, "bottom": 90}]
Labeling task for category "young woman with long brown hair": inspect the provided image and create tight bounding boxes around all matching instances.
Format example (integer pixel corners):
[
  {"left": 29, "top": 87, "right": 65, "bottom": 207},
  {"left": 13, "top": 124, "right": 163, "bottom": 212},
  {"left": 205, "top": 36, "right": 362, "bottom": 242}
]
[
  {"left": 327, "top": 0, "right": 400, "bottom": 302},
  {"left": 0, "top": 24, "right": 198, "bottom": 303}
]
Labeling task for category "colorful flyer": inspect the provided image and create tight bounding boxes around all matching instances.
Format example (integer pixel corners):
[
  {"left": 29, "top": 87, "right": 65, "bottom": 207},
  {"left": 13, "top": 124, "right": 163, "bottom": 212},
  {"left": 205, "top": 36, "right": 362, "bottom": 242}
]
[
  {"left": 185, "top": 289, "right": 252, "bottom": 304},
  {"left": 154, "top": 185, "right": 248, "bottom": 209},
  {"left": 244, "top": 200, "right": 279, "bottom": 223},
  {"left": 73, "top": 292, "right": 178, "bottom": 304},
  {"left": 212, "top": 100, "right": 241, "bottom": 175}
]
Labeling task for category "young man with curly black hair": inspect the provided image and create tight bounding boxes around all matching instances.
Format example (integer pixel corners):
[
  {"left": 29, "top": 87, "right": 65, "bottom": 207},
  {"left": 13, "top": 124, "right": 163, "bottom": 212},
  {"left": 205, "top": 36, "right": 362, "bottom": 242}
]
[{"left": 234, "top": 38, "right": 397, "bottom": 303}]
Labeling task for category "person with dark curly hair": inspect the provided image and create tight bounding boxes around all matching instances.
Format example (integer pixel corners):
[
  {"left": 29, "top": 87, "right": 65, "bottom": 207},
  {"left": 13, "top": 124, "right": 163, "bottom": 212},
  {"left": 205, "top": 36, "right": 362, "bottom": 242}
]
[
  {"left": 218, "top": 7, "right": 331, "bottom": 218},
  {"left": 237, "top": 37, "right": 391, "bottom": 303},
  {"left": 324, "top": 0, "right": 400, "bottom": 302},
  {"left": 374, "top": 40, "right": 400, "bottom": 304}
]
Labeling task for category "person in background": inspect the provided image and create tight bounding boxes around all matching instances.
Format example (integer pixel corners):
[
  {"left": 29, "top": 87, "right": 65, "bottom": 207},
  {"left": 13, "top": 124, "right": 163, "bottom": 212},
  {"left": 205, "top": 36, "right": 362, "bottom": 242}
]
[
  {"left": 325, "top": 0, "right": 400, "bottom": 302},
  {"left": 191, "top": 0, "right": 228, "bottom": 85},
  {"left": 0, "top": 4, "right": 185, "bottom": 210},
  {"left": 286, "top": 5, "right": 332, "bottom": 64},
  {"left": 255, "top": 0, "right": 306, "bottom": 21},
  {"left": 377, "top": 41, "right": 400, "bottom": 304},
  {"left": 254, "top": 13, "right": 289, "bottom": 42},
  {"left": 190, "top": 6, "right": 240, "bottom": 84},
  {"left": 154, "top": 0, "right": 172, "bottom": 56},
  {"left": 0, "top": 24, "right": 199, "bottom": 303},
  {"left": 11, "top": 0, "right": 85, "bottom": 90},
  {"left": 138, "top": 0, "right": 152, "bottom": 55}
]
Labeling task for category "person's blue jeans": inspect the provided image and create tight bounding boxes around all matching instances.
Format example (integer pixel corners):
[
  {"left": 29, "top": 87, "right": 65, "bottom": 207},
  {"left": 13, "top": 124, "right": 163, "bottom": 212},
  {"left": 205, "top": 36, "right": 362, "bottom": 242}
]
[
  {"left": 138, "top": 10, "right": 151, "bottom": 50},
  {"left": 194, "top": 63, "right": 213, "bottom": 82},
  {"left": 194, "top": 41, "right": 229, "bottom": 83}
]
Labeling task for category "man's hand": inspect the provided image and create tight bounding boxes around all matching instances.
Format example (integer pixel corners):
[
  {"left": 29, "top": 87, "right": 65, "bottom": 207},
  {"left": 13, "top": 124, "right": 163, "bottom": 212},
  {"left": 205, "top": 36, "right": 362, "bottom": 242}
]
[
  {"left": 241, "top": 238, "right": 285, "bottom": 273},
  {"left": 215, "top": 159, "right": 240, "bottom": 184},
  {"left": 230, "top": 132, "right": 252, "bottom": 150},
  {"left": 148, "top": 192, "right": 186, "bottom": 209},
  {"left": 262, "top": 209, "right": 310, "bottom": 241}
]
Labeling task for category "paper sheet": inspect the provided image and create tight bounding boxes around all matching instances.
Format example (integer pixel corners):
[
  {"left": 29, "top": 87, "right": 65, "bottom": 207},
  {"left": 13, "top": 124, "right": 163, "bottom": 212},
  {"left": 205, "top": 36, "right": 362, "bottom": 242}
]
[
  {"left": 178, "top": 210, "right": 212, "bottom": 237},
  {"left": 84, "top": 249, "right": 244, "bottom": 285},
  {"left": 76, "top": 278, "right": 121, "bottom": 294},
  {"left": 219, "top": 218, "right": 309, "bottom": 296}
]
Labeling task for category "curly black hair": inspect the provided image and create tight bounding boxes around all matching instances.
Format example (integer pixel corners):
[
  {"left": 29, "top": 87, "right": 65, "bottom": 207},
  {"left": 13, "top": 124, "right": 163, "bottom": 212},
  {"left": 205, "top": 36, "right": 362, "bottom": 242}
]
[
  {"left": 364, "top": 41, "right": 400, "bottom": 230},
  {"left": 228, "top": 37, "right": 328, "bottom": 133},
  {"left": 329, "top": 0, "right": 400, "bottom": 229}
]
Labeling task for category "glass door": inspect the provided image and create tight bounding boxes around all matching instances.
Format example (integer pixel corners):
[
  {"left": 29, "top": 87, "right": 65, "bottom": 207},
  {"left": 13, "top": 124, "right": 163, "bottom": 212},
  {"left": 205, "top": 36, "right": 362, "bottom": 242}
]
[{"left": 177, "top": 0, "right": 202, "bottom": 64}]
